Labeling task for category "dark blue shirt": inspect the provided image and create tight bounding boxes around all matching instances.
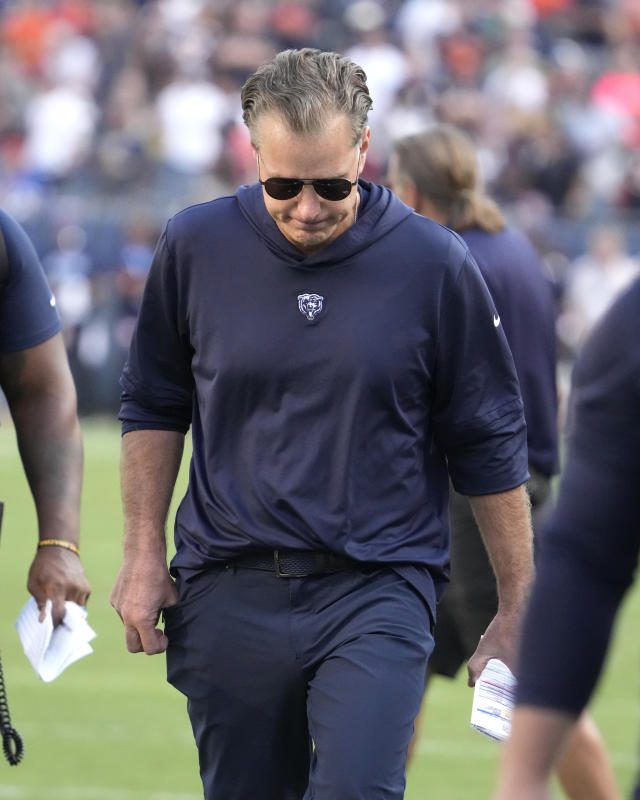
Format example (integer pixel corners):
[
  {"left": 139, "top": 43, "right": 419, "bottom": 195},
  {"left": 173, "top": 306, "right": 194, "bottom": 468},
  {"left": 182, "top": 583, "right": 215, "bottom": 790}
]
[
  {"left": 516, "top": 276, "right": 640, "bottom": 713},
  {"left": 462, "top": 227, "right": 558, "bottom": 477},
  {"left": 0, "top": 209, "right": 61, "bottom": 352},
  {"left": 119, "top": 181, "right": 529, "bottom": 619}
]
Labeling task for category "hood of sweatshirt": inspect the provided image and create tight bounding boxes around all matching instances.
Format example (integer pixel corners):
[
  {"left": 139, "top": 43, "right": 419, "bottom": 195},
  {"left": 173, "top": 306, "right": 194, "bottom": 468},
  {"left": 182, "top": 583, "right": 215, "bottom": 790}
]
[{"left": 235, "top": 179, "right": 414, "bottom": 270}]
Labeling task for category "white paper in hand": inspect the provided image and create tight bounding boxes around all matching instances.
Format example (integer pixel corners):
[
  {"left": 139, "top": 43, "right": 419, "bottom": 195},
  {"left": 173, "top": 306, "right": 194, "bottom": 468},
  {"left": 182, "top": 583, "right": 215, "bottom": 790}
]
[
  {"left": 470, "top": 658, "right": 516, "bottom": 742},
  {"left": 15, "top": 597, "right": 97, "bottom": 682}
]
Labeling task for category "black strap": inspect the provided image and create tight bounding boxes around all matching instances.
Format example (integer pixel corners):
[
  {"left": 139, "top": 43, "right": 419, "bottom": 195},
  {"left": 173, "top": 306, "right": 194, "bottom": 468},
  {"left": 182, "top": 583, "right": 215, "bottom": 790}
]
[
  {"left": 0, "top": 503, "right": 24, "bottom": 765},
  {"left": 0, "top": 653, "right": 24, "bottom": 765}
]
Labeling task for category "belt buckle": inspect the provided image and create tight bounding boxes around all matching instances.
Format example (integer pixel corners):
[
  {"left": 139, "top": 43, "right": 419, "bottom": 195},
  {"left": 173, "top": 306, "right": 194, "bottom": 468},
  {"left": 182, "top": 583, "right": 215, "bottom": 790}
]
[{"left": 273, "top": 550, "right": 294, "bottom": 578}]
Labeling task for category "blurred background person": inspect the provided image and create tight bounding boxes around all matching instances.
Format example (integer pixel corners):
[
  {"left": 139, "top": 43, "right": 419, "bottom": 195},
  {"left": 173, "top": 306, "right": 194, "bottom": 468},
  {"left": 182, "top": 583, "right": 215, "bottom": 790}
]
[
  {"left": 493, "top": 274, "right": 640, "bottom": 800},
  {"left": 555, "top": 223, "right": 639, "bottom": 422},
  {"left": 343, "top": 0, "right": 411, "bottom": 180},
  {"left": 387, "top": 123, "right": 619, "bottom": 800},
  {"left": 557, "top": 222, "right": 639, "bottom": 358},
  {"left": 68, "top": 213, "right": 156, "bottom": 415}
]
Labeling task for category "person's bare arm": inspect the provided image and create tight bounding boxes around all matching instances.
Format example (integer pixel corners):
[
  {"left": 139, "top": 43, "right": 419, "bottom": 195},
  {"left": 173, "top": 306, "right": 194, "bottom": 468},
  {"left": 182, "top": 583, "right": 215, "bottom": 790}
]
[
  {"left": 110, "top": 428, "right": 184, "bottom": 655},
  {"left": 0, "top": 333, "right": 90, "bottom": 624},
  {"left": 466, "top": 484, "right": 534, "bottom": 683}
]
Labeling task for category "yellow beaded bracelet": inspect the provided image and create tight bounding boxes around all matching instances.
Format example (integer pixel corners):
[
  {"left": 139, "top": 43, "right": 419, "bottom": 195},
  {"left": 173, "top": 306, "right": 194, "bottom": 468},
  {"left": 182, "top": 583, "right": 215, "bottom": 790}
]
[{"left": 38, "top": 539, "right": 80, "bottom": 556}]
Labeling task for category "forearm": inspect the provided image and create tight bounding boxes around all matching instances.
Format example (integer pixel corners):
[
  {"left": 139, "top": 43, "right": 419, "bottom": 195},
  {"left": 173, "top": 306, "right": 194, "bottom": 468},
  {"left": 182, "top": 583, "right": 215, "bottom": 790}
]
[
  {"left": 11, "top": 390, "right": 83, "bottom": 545},
  {"left": 112, "top": 428, "right": 184, "bottom": 654},
  {"left": 1, "top": 335, "right": 83, "bottom": 544},
  {"left": 468, "top": 485, "right": 534, "bottom": 616},
  {"left": 9, "top": 368, "right": 90, "bottom": 621},
  {"left": 120, "top": 428, "right": 185, "bottom": 558},
  {"left": 465, "top": 485, "right": 534, "bottom": 678}
]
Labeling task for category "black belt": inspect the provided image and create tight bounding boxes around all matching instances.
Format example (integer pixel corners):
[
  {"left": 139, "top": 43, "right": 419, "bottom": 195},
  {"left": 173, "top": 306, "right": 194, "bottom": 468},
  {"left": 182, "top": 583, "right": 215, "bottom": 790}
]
[{"left": 232, "top": 549, "right": 356, "bottom": 578}]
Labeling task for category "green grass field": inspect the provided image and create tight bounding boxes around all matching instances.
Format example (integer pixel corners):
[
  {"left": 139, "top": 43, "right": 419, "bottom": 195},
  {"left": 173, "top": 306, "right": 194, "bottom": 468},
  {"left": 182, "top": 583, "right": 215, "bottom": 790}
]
[{"left": 0, "top": 418, "right": 638, "bottom": 799}]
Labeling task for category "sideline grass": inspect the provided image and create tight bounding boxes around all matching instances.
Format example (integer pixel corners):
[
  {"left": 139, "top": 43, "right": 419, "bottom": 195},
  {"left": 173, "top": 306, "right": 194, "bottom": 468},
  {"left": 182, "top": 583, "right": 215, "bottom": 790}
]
[{"left": 0, "top": 418, "right": 637, "bottom": 799}]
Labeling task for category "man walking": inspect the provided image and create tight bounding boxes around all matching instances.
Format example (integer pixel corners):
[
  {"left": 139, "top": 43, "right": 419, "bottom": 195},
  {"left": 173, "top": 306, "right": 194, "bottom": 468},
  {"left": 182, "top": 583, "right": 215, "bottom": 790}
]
[{"left": 111, "top": 48, "right": 533, "bottom": 800}]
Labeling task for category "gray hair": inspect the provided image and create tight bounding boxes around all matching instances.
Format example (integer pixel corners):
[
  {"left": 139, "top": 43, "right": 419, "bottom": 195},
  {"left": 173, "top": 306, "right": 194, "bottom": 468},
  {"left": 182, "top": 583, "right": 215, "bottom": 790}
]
[{"left": 241, "top": 48, "right": 372, "bottom": 147}]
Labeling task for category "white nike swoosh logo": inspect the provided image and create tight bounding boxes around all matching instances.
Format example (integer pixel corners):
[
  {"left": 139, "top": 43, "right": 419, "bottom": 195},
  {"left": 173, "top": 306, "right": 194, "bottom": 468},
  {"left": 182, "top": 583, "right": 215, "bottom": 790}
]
[{"left": 493, "top": 314, "right": 500, "bottom": 327}]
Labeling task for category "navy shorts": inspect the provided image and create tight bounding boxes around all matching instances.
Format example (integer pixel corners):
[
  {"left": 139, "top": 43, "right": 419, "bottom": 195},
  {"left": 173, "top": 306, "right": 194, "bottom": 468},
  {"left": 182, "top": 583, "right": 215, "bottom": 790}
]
[{"left": 164, "top": 563, "right": 434, "bottom": 800}]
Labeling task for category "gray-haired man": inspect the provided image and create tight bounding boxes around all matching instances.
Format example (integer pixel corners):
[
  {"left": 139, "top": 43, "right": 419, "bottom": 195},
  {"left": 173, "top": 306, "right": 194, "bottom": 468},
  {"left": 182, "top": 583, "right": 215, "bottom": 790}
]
[{"left": 111, "top": 48, "right": 533, "bottom": 800}]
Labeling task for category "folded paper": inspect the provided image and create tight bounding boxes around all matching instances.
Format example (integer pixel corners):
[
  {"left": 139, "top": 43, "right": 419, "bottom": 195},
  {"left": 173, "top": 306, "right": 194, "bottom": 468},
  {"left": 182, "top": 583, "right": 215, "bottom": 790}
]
[
  {"left": 15, "top": 597, "right": 96, "bottom": 682},
  {"left": 470, "top": 658, "right": 516, "bottom": 742}
]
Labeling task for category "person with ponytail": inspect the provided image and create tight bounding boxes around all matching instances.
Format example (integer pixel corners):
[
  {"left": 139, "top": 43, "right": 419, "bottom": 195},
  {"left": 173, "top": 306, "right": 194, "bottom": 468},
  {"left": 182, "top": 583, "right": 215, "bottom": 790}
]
[{"left": 388, "top": 124, "right": 619, "bottom": 800}]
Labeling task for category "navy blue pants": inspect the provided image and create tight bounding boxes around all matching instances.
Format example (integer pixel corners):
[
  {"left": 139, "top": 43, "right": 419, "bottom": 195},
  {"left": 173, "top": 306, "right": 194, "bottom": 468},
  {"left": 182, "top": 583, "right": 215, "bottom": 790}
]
[{"left": 164, "top": 564, "right": 434, "bottom": 800}]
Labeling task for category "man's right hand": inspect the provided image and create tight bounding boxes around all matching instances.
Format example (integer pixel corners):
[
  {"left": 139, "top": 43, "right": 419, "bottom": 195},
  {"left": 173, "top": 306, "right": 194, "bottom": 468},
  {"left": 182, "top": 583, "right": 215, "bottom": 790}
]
[
  {"left": 28, "top": 546, "right": 91, "bottom": 626},
  {"left": 467, "top": 609, "right": 520, "bottom": 686},
  {"left": 110, "top": 554, "right": 179, "bottom": 655}
]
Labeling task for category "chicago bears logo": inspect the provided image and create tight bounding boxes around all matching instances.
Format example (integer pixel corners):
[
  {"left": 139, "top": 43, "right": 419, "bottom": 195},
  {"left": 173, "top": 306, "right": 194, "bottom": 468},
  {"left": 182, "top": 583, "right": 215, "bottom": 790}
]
[{"left": 297, "top": 293, "right": 324, "bottom": 321}]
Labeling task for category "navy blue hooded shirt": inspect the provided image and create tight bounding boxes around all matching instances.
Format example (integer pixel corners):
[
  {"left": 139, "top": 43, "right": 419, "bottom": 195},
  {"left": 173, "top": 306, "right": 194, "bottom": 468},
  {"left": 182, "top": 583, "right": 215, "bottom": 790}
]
[
  {"left": 462, "top": 227, "right": 558, "bottom": 477},
  {"left": 119, "top": 180, "right": 528, "bottom": 618}
]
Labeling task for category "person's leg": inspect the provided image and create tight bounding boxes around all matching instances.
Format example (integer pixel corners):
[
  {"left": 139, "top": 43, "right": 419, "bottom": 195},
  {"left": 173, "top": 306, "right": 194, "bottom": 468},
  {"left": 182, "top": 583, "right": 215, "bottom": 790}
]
[
  {"left": 164, "top": 566, "right": 311, "bottom": 800},
  {"left": 528, "top": 470, "right": 619, "bottom": 800},
  {"left": 555, "top": 712, "right": 619, "bottom": 800},
  {"left": 405, "top": 596, "right": 464, "bottom": 761},
  {"left": 302, "top": 569, "right": 433, "bottom": 800}
]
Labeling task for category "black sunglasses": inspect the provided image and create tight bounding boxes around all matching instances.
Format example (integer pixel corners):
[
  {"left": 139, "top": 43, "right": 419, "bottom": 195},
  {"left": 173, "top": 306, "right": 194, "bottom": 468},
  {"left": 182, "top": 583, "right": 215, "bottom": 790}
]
[{"left": 258, "top": 150, "right": 361, "bottom": 201}]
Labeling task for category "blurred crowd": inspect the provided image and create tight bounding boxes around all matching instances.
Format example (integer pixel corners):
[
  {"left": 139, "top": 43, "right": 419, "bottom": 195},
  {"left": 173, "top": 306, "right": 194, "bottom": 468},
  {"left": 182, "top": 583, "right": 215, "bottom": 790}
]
[{"left": 1, "top": 0, "right": 639, "bottom": 414}]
